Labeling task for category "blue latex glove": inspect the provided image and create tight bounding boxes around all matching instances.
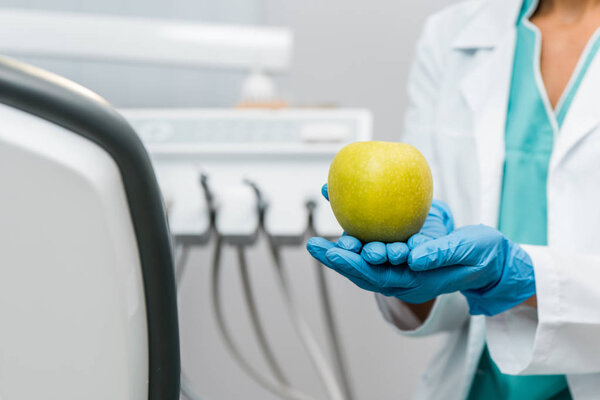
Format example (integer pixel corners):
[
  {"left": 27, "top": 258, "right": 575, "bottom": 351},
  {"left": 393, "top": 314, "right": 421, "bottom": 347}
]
[
  {"left": 406, "top": 198, "right": 454, "bottom": 249},
  {"left": 408, "top": 225, "right": 536, "bottom": 316},
  {"left": 308, "top": 185, "right": 456, "bottom": 300},
  {"left": 308, "top": 225, "right": 535, "bottom": 315},
  {"left": 311, "top": 184, "right": 535, "bottom": 315}
]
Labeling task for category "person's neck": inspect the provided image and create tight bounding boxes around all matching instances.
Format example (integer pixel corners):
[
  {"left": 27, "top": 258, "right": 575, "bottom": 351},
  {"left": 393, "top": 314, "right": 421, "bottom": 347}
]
[{"left": 537, "top": 0, "right": 600, "bottom": 22}]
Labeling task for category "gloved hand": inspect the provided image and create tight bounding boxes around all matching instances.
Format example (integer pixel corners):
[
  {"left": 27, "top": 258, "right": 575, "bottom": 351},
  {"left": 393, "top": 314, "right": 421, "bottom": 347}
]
[
  {"left": 308, "top": 185, "right": 456, "bottom": 301},
  {"left": 408, "top": 225, "right": 536, "bottom": 316},
  {"left": 310, "top": 184, "right": 536, "bottom": 315},
  {"left": 308, "top": 225, "right": 535, "bottom": 315}
]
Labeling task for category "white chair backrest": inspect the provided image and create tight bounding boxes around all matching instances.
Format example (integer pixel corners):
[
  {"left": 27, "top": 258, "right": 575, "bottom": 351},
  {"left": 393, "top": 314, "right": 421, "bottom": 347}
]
[{"left": 0, "top": 56, "right": 180, "bottom": 400}]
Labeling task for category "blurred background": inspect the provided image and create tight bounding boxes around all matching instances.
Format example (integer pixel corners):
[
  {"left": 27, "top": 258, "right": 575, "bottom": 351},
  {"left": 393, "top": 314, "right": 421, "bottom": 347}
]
[
  {"left": 1, "top": 0, "right": 455, "bottom": 141},
  {"left": 0, "top": 1, "right": 456, "bottom": 399}
]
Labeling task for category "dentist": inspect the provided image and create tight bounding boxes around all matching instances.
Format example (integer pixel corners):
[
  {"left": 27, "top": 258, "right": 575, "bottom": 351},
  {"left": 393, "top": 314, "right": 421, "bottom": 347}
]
[{"left": 307, "top": 0, "right": 600, "bottom": 399}]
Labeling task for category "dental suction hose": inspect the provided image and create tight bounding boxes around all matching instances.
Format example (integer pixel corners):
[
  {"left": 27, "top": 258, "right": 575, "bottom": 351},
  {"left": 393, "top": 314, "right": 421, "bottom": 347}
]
[
  {"left": 237, "top": 180, "right": 295, "bottom": 384},
  {"left": 175, "top": 244, "right": 191, "bottom": 289},
  {"left": 236, "top": 244, "right": 290, "bottom": 386},
  {"left": 180, "top": 174, "right": 348, "bottom": 400},
  {"left": 245, "top": 179, "right": 345, "bottom": 400},
  {"left": 265, "top": 237, "right": 346, "bottom": 400},
  {"left": 207, "top": 175, "right": 315, "bottom": 400},
  {"left": 306, "top": 202, "right": 354, "bottom": 400},
  {"left": 179, "top": 175, "right": 313, "bottom": 400},
  {"left": 174, "top": 243, "right": 205, "bottom": 400},
  {"left": 211, "top": 236, "right": 315, "bottom": 400}
]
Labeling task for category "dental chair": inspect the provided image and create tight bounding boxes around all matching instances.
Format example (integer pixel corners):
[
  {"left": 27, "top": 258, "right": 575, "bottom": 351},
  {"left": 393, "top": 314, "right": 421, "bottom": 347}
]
[{"left": 0, "top": 57, "right": 180, "bottom": 399}]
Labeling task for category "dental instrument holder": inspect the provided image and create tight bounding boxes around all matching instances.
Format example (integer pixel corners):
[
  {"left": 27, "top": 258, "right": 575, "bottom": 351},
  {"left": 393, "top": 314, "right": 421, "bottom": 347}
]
[
  {"left": 189, "top": 175, "right": 347, "bottom": 400},
  {"left": 125, "top": 108, "right": 372, "bottom": 400}
]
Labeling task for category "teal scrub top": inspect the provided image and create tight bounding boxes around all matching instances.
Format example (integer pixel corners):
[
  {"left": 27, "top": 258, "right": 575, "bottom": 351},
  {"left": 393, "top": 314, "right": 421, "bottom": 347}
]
[{"left": 467, "top": 0, "right": 600, "bottom": 398}]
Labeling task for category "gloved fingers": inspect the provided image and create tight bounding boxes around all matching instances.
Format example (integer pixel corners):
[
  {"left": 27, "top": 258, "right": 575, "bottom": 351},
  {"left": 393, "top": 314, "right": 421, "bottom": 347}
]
[
  {"left": 389, "top": 265, "right": 474, "bottom": 303},
  {"left": 386, "top": 242, "right": 409, "bottom": 265},
  {"left": 430, "top": 199, "right": 454, "bottom": 232},
  {"left": 321, "top": 183, "right": 329, "bottom": 201},
  {"left": 407, "top": 233, "right": 434, "bottom": 249},
  {"left": 309, "top": 238, "right": 384, "bottom": 292},
  {"left": 408, "top": 200, "right": 454, "bottom": 249},
  {"left": 308, "top": 237, "right": 415, "bottom": 295},
  {"left": 361, "top": 242, "right": 387, "bottom": 264},
  {"left": 326, "top": 247, "right": 418, "bottom": 289},
  {"left": 332, "top": 268, "right": 386, "bottom": 293},
  {"left": 336, "top": 235, "right": 362, "bottom": 253},
  {"left": 419, "top": 213, "right": 447, "bottom": 237},
  {"left": 426, "top": 263, "right": 487, "bottom": 293},
  {"left": 306, "top": 237, "right": 336, "bottom": 266},
  {"left": 317, "top": 247, "right": 385, "bottom": 291},
  {"left": 408, "top": 232, "right": 475, "bottom": 271},
  {"left": 325, "top": 247, "right": 374, "bottom": 282},
  {"left": 407, "top": 225, "right": 497, "bottom": 271}
]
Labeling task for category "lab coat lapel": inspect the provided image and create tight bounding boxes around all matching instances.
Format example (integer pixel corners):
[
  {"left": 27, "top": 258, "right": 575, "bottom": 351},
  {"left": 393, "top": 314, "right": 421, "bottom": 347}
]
[
  {"left": 550, "top": 49, "right": 600, "bottom": 172},
  {"left": 460, "top": 30, "right": 516, "bottom": 227}
]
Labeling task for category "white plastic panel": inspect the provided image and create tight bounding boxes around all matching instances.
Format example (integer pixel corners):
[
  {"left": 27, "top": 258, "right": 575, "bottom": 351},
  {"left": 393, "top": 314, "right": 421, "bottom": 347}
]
[
  {"left": 121, "top": 108, "right": 371, "bottom": 242},
  {"left": 213, "top": 183, "right": 259, "bottom": 243},
  {"left": 262, "top": 187, "right": 308, "bottom": 243},
  {"left": 0, "top": 104, "right": 148, "bottom": 400},
  {"left": 124, "top": 108, "right": 372, "bottom": 153},
  {"left": 156, "top": 163, "right": 211, "bottom": 244}
]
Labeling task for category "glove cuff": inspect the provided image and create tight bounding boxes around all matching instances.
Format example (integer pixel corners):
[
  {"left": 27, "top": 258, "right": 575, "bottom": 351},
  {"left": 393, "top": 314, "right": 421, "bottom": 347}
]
[{"left": 461, "top": 244, "right": 536, "bottom": 316}]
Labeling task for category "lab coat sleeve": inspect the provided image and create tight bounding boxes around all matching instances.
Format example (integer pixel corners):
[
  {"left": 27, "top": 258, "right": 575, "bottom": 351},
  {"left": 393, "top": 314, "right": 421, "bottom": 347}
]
[
  {"left": 486, "top": 245, "right": 600, "bottom": 374},
  {"left": 376, "top": 293, "right": 470, "bottom": 336},
  {"left": 402, "top": 15, "right": 445, "bottom": 200}
]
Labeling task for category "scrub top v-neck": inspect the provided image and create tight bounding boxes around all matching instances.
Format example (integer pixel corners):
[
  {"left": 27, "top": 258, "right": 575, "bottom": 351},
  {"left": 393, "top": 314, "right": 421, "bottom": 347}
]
[{"left": 467, "top": 0, "right": 600, "bottom": 398}]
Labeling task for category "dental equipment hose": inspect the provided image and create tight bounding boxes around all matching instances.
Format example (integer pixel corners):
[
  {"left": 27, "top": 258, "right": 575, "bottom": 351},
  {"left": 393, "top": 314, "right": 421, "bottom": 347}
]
[
  {"left": 266, "top": 237, "right": 346, "bottom": 400},
  {"left": 174, "top": 243, "right": 206, "bottom": 400},
  {"left": 312, "top": 259, "right": 353, "bottom": 400},
  {"left": 307, "top": 204, "right": 354, "bottom": 400},
  {"left": 180, "top": 174, "right": 347, "bottom": 400},
  {"left": 245, "top": 178, "right": 345, "bottom": 400},
  {"left": 211, "top": 235, "right": 315, "bottom": 400},
  {"left": 186, "top": 174, "right": 312, "bottom": 400},
  {"left": 236, "top": 244, "right": 290, "bottom": 386},
  {"left": 175, "top": 244, "right": 191, "bottom": 289}
]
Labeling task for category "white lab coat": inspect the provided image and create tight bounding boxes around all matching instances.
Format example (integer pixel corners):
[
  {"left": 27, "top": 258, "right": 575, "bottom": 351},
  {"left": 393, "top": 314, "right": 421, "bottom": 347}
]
[{"left": 376, "top": 0, "right": 600, "bottom": 399}]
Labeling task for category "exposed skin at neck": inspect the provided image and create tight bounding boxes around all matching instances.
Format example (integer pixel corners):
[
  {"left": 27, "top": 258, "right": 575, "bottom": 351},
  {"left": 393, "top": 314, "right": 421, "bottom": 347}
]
[
  {"left": 535, "top": 0, "right": 600, "bottom": 22},
  {"left": 531, "top": 0, "right": 600, "bottom": 109}
]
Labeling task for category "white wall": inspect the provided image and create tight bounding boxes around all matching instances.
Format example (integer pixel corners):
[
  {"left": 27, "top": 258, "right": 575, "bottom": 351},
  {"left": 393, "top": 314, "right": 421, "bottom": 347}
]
[
  {"left": 0, "top": 1, "right": 458, "bottom": 399},
  {"left": 264, "top": 0, "right": 456, "bottom": 141}
]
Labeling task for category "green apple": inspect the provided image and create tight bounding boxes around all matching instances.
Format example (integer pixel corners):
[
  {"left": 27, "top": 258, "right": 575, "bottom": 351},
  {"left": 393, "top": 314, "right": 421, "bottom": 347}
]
[{"left": 328, "top": 141, "right": 433, "bottom": 243}]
